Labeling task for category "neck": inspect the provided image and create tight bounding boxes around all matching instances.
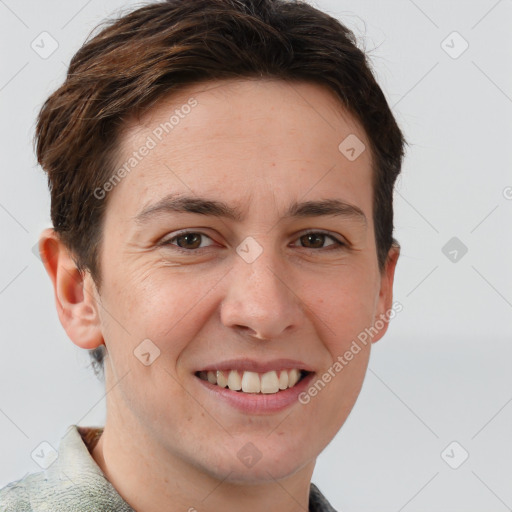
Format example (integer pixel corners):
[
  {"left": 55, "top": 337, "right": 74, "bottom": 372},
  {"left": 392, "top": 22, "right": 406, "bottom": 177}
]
[{"left": 90, "top": 406, "right": 315, "bottom": 512}]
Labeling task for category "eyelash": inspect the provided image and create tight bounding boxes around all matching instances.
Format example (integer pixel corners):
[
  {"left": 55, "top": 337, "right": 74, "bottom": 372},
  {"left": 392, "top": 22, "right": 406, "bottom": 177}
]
[{"left": 160, "top": 230, "right": 346, "bottom": 253}]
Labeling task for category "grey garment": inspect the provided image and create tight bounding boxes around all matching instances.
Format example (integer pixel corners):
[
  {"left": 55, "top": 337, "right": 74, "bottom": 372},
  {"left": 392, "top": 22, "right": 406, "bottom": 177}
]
[{"left": 0, "top": 425, "right": 337, "bottom": 511}]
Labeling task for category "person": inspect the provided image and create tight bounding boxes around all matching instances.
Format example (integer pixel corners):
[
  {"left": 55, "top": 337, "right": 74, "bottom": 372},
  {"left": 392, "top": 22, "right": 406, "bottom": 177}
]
[{"left": 0, "top": 0, "right": 405, "bottom": 510}]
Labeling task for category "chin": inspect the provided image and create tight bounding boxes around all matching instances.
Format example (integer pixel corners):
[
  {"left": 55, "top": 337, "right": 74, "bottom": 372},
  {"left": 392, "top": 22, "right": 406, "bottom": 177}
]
[
  {"left": 215, "top": 459, "right": 309, "bottom": 485},
  {"left": 201, "top": 436, "right": 313, "bottom": 484}
]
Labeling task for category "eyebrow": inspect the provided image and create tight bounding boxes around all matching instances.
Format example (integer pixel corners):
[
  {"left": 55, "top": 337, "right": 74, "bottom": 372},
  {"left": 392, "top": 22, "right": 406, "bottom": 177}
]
[{"left": 133, "top": 194, "right": 367, "bottom": 226}]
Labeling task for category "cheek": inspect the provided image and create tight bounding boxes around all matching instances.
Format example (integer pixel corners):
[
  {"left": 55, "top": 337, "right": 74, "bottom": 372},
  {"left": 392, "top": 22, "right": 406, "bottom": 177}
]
[
  {"left": 307, "top": 280, "right": 374, "bottom": 416},
  {"left": 312, "top": 268, "right": 379, "bottom": 346},
  {"left": 102, "top": 264, "right": 222, "bottom": 361}
]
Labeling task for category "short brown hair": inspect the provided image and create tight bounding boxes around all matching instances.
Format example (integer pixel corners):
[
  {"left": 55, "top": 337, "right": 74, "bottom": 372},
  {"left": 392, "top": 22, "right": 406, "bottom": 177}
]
[{"left": 35, "top": 0, "right": 406, "bottom": 378}]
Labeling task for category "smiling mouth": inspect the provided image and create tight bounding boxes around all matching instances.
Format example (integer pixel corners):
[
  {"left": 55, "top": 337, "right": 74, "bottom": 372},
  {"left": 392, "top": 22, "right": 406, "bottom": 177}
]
[{"left": 195, "top": 369, "right": 310, "bottom": 394}]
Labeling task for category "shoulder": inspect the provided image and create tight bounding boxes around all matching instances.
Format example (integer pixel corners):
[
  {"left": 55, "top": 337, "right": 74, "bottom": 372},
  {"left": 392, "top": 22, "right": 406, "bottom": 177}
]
[
  {"left": 0, "top": 464, "right": 98, "bottom": 511},
  {"left": 0, "top": 471, "right": 46, "bottom": 511},
  {"left": 0, "top": 425, "right": 134, "bottom": 512},
  {"left": 309, "top": 482, "right": 338, "bottom": 512}
]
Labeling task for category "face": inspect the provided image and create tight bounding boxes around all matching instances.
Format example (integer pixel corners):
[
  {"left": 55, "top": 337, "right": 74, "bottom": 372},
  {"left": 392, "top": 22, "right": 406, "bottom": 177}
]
[{"left": 87, "top": 78, "right": 398, "bottom": 482}]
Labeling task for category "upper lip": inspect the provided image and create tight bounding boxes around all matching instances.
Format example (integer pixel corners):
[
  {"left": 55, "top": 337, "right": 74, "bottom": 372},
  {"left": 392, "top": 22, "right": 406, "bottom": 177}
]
[{"left": 195, "top": 358, "right": 314, "bottom": 374}]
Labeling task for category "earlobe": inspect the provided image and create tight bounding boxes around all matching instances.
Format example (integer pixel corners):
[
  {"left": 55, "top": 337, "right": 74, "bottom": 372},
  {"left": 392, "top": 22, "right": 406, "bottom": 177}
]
[
  {"left": 371, "top": 244, "right": 400, "bottom": 344},
  {"left": 39, "top": 228, "right": 104, "bottom": 350}
]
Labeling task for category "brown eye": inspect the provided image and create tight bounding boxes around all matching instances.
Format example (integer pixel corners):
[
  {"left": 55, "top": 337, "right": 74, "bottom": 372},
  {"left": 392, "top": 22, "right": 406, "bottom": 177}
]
[
  {"left": 296, "top": 231, "right": 342, "bottom": 249},
  {"left": 300, "top": 233, "right": 324, "bottom": 248},
  {"left": 162, "top": 231, "right": 215, "bottom": 250},
  {"left": 175, "top": 233, "right": 202, "bottom": 249}
]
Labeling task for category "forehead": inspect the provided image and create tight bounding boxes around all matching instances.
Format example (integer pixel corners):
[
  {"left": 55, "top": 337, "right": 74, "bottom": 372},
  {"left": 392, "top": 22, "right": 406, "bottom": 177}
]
[{"left": 108, "top": 78, "right": 373, "bottom": 220}]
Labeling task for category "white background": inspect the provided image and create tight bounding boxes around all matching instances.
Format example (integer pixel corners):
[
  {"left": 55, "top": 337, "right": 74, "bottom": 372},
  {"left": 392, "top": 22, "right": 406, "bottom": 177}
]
[{"left": 1, "top": 0, "right": 511, "bottom": 510}]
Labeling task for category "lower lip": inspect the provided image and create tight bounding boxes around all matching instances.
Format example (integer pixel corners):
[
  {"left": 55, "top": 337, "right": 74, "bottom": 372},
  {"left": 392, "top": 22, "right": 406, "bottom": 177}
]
[{"left": 194, "top": 372, "right": 316, "bottom": 414}]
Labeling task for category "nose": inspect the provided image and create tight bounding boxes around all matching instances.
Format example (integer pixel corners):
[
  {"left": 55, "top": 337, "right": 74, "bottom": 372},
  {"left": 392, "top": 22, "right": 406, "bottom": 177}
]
[{"left": 220, "top": 250, "right": 304, "bottom": 341}]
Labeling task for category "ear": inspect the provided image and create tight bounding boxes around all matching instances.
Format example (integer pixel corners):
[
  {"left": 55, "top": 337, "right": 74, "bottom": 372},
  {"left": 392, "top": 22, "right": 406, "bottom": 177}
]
[
  {"left": 38, "top": 228, "right": 104, "bottom": 350},
  {"left": 371, "top": 244, "right": 400, "bottom": 344}
]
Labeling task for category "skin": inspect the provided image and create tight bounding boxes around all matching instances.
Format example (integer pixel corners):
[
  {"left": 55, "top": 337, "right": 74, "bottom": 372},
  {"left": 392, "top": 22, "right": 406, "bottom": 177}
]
[{"left": 40, "top": 78, "right": 399, "bottom": 512}]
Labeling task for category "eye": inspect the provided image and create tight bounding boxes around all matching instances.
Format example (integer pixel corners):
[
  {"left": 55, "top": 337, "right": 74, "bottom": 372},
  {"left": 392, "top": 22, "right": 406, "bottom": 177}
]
[
  {"left": 160, "top": 229, "right": 346, "bottom": 253},
  {"left": 293, "top": 230, "right": 346, "bottom": 250},
  {"left": 161, "top": 231, "right": 215, "bottom": 251}
]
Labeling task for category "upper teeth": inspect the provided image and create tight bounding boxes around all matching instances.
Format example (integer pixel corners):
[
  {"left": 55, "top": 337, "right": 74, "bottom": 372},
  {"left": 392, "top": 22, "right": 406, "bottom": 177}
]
[{"left": 198, "top": 369, "right": 303, "bottom": 394}]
